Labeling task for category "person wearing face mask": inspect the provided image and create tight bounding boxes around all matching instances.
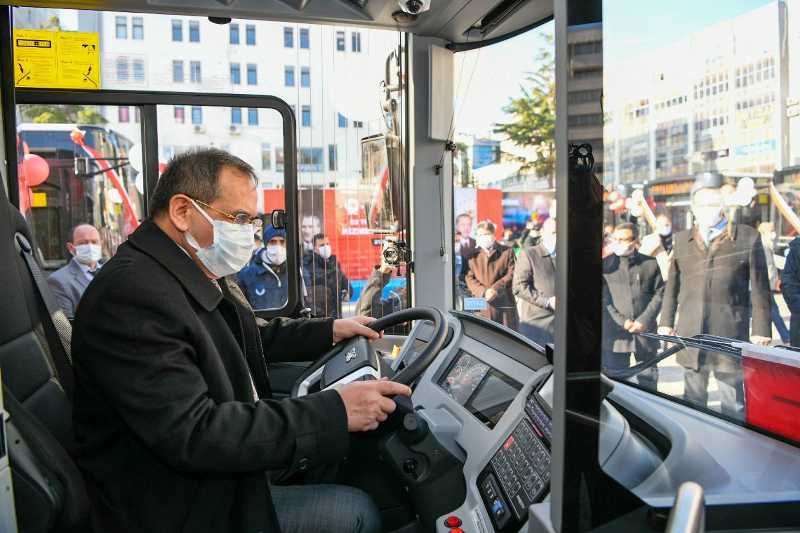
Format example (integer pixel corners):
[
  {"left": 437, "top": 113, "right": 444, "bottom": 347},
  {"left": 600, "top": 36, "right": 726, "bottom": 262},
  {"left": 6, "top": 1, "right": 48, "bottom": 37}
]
[
  {"left": 513, "top": 216, "right": 557, "bottom": 345},
  {"left": 658, "top": 171, "right": 771, "bottom": 419},
  {"left": 71, "top": 149, "right": 410, "bottom": 533},
  {"left": 237, "top": 224, "right": 291, "bottom": 310},
  {"left": 465, "top": 220, "right": 519, "bottom": 330},
  {"left": 640, "top": 213, "right": 674, "bottom": 281},
  {"left": 47, "top": 223, "right": 104, "bottom": 319},
  {"left": 304, "top": 233, "right": 352, "bottom": 319},
  {"left": 601, "top": 223, "right": 664, "bottom": 389}
]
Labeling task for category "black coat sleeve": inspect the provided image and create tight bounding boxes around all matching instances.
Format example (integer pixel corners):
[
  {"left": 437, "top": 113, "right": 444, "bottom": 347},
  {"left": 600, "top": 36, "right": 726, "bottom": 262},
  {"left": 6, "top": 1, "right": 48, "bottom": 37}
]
[
  {"left": 602, "top": 277, "right": 628, "bottom": 328},
  {"left": 660, "top": 243, "right": 680, "bottom": 328},
  {"left": 258, "top": 316, "right": 335, "bottom": 363},
  {"left": 75, "top": 267, "right": 348, "bottom": 475},
  {"left": 783, "top": 244, "right": 800, "bottom": 313},
  {"left": 635, "top": 262, "right": 665, "bottom": 326}
]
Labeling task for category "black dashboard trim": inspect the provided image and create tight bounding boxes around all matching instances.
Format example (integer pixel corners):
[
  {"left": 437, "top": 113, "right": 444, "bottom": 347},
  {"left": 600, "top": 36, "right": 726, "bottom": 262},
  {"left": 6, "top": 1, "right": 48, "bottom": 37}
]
[{"left": 452, "top": 311, "right": 549, "bottom": 371}]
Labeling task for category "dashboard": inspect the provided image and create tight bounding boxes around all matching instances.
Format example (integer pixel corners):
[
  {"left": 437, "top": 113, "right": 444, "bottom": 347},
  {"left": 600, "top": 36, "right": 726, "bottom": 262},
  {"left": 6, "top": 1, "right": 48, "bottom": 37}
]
[{"left": 390, "top": 310, "right": 800, "bottom": 533}]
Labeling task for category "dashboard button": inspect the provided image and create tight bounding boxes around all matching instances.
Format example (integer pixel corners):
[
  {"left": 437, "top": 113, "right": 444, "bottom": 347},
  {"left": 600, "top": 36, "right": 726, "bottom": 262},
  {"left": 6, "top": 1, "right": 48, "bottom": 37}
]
[
  {"left": 450, "top": 528, "right": 465, "bottom": 533},
  {"left": 444, "top": 516, "right": 462, "bottom": 528}
]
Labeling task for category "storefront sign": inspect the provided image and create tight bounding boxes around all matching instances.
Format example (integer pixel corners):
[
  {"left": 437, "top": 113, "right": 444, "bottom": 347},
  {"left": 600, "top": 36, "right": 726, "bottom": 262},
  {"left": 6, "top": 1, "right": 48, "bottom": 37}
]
[{"left": 647, "top": 180, "right": 694, "bottom": 197}]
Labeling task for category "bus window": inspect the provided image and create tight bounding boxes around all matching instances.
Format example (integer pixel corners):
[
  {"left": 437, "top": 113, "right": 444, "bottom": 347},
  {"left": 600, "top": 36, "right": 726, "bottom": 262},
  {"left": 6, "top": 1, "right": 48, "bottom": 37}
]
[
  {"left": 451, "top": 24, "right": 556, "bottom": 347},
  {"left": 16, "top": 104, "right": 143, "bottom": 270},
  {"left": 155, "top": 104, "right": 290, "bottom": 312},
  {"left": 597, "top": 0, "right": 800, "bottom": 511}
]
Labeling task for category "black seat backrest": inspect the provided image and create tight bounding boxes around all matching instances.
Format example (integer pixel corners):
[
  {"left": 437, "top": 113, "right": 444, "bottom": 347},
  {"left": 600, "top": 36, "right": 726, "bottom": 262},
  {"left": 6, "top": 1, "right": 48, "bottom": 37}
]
[{"left": 0, "top": 199, "right": 90, "bottom": 532}]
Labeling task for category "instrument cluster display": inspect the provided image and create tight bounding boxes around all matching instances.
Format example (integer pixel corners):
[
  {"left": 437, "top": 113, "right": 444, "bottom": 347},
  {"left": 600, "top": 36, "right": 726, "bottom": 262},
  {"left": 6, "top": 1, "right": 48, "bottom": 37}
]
[{"left": 439, "top": 351, "right": 522, "bottom": 429}]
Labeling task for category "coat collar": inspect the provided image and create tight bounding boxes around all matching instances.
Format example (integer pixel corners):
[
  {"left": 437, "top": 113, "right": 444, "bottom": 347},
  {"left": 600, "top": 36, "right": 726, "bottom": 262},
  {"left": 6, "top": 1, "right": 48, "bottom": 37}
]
[{"left": 126, "top": 219, "right": 223, "bottom": 312}]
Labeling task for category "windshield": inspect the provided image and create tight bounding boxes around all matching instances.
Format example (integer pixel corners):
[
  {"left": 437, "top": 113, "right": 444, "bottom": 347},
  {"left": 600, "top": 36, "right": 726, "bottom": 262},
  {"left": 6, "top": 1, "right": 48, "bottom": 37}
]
[{"left": 601, "top": 0, "right": 800, "bottom": 447}]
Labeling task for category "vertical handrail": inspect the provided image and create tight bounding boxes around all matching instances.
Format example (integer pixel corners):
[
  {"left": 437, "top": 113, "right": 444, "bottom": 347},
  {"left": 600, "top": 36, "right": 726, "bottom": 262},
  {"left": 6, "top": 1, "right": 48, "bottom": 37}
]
[{"left": 665, "top": 482, "right": 706, "bottom": 533}]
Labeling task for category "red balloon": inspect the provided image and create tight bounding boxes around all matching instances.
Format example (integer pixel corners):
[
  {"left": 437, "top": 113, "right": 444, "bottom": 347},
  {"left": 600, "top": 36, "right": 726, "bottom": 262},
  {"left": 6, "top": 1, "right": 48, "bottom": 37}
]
[{"left": 22, "top": 153, "right": 50, "bottom": 187}]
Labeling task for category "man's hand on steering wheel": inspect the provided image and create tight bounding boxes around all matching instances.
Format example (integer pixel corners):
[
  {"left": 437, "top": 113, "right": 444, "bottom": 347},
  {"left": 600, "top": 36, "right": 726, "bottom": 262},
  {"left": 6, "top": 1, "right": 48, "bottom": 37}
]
[
  {"left": 337, "top": 379, "right": 412, "bottom": 432},
  {"left": 333, "top": 316, "right": 381, "bottom": 343}
]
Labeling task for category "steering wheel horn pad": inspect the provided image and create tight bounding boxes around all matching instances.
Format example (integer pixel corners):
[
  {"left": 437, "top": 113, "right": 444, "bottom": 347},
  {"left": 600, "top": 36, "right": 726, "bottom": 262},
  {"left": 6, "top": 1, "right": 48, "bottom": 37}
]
[{"left": 291, "top": 307, "right": 450, "bottom": 397}]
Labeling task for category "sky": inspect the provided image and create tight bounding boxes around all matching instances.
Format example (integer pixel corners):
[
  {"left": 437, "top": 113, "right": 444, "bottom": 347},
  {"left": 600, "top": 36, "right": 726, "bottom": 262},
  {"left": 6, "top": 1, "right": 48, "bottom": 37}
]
[{"left": 454, "top": 0, "right": 777, "bottom": 137}]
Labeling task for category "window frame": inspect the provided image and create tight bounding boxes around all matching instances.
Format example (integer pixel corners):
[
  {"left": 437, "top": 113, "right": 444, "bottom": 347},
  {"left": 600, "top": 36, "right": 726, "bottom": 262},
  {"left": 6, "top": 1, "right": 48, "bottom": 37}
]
[
  {"left": 247, "top": 107, "right": 259, "bottom": 126},
  {"left": 230, "top": 106, "right": 242, "bottom": 125},
  {"left": 172, "top": 60, "right": 184, "bottom": 83},
  {"left": 115, "top": 15, "right": 127, "bottom": 39},
  {"left": 336, "top": 30, "right": 345, "bottom": 51},
  {"left": 189, "top": 61, "right": 201, "bottom": 83},
  {"left": 299, "top": 28, "right": 310, "bottom": 49},
  {"left": 284, "top": 65, "right": 295, "bottom": 87},
  {"left": 301, "top": 104, "right": 311, "bottom": 127},
  {"left": 245, "top": 24, "right": 256, "bottom": 45},
  {"left": 230, "top": 63, "right": 241, "bottom": 85},
  {"left": 131, "top": 16, "right": 144, "bottom": 40},
  {"left": 171, "top": 19, "right": 182, "bottom": 41},
  {"left": 229, "top": 23, "right": 239, "bottom": 45},
  {"left": 188, "top": 20, "right": 200, "bottom": 42},
  {"left": 283, "top": 26, "right": 294, "bottom": 48},
  {"left": 300, "top": 66, "right": 310, "bottom": 88},
  {"left": 246, "top": 63, "right": 257, "bottom": 86},
  {"left": 9, "top": 88, "right": 301, "bottom": 320}
]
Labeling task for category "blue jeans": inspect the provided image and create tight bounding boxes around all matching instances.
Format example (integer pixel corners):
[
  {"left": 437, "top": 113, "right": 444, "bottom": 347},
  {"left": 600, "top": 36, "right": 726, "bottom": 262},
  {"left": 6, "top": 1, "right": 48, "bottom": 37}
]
[
  {"left": 271, "top": 484, "right": 381, "bottom": 533},
  {"left": 771, "top": 296, "right": 790, "bottom": 343}
]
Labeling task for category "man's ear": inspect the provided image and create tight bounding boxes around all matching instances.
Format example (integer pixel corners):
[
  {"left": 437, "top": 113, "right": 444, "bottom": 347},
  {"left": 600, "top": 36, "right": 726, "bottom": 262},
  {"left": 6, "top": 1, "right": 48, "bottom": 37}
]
[
  {"left": 168, "top": 195, "right": 193, "bottom": 232},
  {"left": 66, "top": 243, "right": 76, "bottom": 256}
]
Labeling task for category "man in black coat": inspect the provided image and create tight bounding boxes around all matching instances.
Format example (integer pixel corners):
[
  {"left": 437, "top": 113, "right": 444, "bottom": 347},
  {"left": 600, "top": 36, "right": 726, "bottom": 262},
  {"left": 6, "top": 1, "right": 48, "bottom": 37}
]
[
  {"left": 601, "top": 223, "right": 664, "bottom": 389},
  {"left": 658, "top": 172, "right": 771, "bottom": 418},
  {"left": 72, "top": 148, "right": 410, "bottom": 533},
  {"left": 512, "top": 217, "right": 557, "bottom": 346}
]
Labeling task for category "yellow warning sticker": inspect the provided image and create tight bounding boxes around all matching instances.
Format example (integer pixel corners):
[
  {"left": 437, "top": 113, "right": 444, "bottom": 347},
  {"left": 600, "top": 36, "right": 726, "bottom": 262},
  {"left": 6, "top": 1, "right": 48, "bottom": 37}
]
[
  {"left": 13, "top": 29, "right": 57, "bottom": 88},
  {"left": 31, "top": 192, "right": 48, "bottom": 208},
  {"left": 13, "top": 29, "right": 100, "bottom": 90},
  {"left": 56, "top": 31, "right": 100, "bottom": 89}
]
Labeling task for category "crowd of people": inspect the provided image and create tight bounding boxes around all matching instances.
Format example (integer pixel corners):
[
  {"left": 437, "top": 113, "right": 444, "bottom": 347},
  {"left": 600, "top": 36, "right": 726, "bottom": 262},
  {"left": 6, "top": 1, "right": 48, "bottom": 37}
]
[
  {"left": 49, "top": 163, "right": 797, "bottom": 423},
  {"left": 455, "top": 171, "right": 796, "bottom": 420}
]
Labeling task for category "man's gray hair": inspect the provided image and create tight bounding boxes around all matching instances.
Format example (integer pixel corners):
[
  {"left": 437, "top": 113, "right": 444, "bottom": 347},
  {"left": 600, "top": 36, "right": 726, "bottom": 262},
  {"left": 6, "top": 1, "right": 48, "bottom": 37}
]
[{"left": 149, "top": 148, "right": 256, "bottom": 217}]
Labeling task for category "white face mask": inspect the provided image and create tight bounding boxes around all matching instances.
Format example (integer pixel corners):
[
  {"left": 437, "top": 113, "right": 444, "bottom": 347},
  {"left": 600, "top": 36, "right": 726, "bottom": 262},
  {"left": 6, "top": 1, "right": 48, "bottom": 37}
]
[
  {"left": 317, "top": 244, "right": 332, "bottom": 259},
  {"left": 693, "top": 205, "right": 723, "bottom": 229},
  {"left": 185, "top": 200, "right": 254, "bottom": 278},
  {"left": 612, "top": 242, "right": 635, "bottom": 257},
  {"left": 476, "top": 234, "right": 495, "bottom": 250},
  {"left": 74, "top": 243, "right": 102, "bottom": 265},
  {"left": 658, "top": 225, "right": 672, "bottom": 237},
  {"left": 263, "top": 244, "right": 287, "bottom": 265}
]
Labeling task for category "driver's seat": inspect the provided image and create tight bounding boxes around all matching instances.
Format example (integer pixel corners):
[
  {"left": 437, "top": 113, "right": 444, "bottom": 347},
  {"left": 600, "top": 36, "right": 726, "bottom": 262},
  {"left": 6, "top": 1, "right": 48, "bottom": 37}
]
[{"left": 0, "top": 199, "right": 91, "bottom": 532}]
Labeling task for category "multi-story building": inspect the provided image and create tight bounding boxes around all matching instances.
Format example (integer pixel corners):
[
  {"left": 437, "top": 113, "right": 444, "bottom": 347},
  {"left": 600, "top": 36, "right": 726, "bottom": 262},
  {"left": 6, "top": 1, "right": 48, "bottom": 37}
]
[
  {"left": 16, "top": 8, "right": 398, "bottom": 194},
  {"left": 603, "top": 0, "right": 789, "bottom": 194}
]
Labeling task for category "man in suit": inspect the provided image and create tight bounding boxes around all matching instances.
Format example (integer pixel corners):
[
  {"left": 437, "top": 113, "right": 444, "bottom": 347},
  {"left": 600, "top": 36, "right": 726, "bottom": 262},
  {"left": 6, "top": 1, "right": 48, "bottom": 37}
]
[
  {"left": 465, "top": 220, "right": 518, "bottom": 330},
  {"left": 659, "top": 172, "right": 771, "bottom": 418},
  {"left": 304, "top": 233, "right": 352, "bottom": 319},
  {"left": 72, "top": 148, "right": 409, "bottom": 533},
  {"left": 513, "top": 217, "right": 557, "bottom": 345},
  {"left": 47, "top": 223, "right": 103, "bottom": 319},
  {"left": 602, "top": 222, "right": 664, "bottom": 389},
  {"left": 455, "top": 213, "right": 476, "bottom": 281}
]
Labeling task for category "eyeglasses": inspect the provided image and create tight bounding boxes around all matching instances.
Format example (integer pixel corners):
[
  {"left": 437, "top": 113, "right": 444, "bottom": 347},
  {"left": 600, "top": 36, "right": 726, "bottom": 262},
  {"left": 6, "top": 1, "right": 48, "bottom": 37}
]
[{"left": 192, "top": 198, "right": 263, "bottom": 228}]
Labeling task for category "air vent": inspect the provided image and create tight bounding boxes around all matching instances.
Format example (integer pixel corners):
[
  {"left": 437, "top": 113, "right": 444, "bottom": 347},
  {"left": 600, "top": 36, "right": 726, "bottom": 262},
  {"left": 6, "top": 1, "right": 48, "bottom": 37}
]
[{"left": 464, "top": 0, "right": 530, "bottom": 39}]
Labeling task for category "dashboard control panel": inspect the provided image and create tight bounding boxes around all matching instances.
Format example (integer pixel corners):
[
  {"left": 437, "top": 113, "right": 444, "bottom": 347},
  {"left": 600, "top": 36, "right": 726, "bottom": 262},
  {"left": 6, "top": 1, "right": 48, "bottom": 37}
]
[{"left": 478, "top": 387, "right": 552, "bottom": 531}]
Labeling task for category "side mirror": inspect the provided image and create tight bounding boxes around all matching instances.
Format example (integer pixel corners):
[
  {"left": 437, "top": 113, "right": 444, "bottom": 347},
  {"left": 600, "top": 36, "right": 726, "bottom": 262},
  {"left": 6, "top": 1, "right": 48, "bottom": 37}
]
[
  {"left": 665, "top": 482, "right": 705, "bottom": 533},
  {"left": 269, "top": 209, "right": 287, "bottom": 230}
]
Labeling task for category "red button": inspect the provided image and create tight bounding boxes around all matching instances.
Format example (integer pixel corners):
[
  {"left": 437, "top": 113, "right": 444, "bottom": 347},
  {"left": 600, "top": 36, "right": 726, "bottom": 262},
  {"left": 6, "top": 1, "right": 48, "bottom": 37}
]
[
  {"left": 450, "top": 528, "right": 465, "bottom": 533},
  {"left": 444, "top": 516, "right": 462, "bottom": 528}
]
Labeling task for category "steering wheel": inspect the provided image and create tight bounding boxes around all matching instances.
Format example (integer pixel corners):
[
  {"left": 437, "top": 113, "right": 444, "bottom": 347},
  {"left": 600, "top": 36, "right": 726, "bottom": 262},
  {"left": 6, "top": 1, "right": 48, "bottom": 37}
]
[{"left": 291, "top": 307, "right": 449, "bottom": 397}]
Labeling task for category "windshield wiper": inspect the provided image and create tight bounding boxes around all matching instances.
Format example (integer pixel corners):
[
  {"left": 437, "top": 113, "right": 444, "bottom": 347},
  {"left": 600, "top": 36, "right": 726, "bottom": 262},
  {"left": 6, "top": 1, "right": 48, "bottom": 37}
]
[{"left": 603, "top": 333, "right": 743, "bottom": 380}]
